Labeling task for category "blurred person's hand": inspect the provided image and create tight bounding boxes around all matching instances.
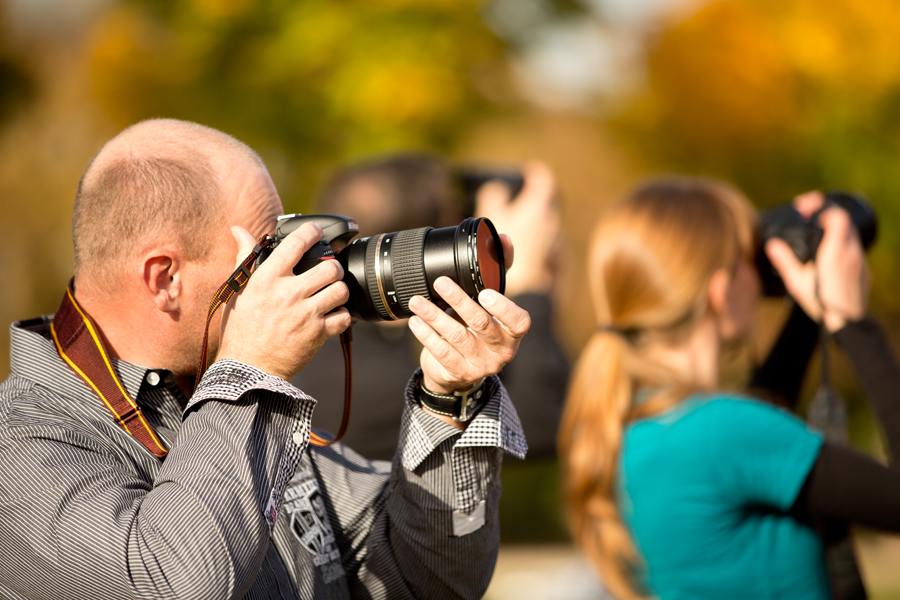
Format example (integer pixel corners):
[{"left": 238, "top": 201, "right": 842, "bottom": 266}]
[
  {"left": 765, "top": 191, "right": 870, "bottom": 332},
  {"left": 476, "top": 161, "right": 560, "bottom": 296}
]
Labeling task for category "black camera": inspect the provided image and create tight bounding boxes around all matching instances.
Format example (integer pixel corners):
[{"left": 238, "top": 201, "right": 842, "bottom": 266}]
[
  {"left": 756, "top": 191, "right": 877, "bottom": 296},
  {"left": 258, "top": 214, "right": 506, "bottom": 321},
  {"left": 453, "top": 166, "right": 525, "bottom": 217}
]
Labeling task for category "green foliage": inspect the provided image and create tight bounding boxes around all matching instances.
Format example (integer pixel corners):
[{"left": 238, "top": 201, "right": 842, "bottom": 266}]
[
  {"left": 85, "top": 0, "right": 507, "bottom": 211},
  {"left": 614, "top": 0, "right": 900, "bottom": 315}
]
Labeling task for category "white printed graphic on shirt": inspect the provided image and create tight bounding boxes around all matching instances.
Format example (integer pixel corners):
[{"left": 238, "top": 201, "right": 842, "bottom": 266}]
[{"left": 282, "top": 460, "right": 345, "bottom": 584}]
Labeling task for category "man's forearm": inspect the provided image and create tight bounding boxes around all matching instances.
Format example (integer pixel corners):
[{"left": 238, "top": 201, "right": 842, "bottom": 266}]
[{"left": 0, "top": 360, "right": 314, "bottom": 600}]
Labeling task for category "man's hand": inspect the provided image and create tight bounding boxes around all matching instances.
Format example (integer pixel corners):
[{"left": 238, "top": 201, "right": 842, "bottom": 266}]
[
  {"left": 216, "top": 223, "right": 351, "bottom": 380},
  {"left": 765, "top": 192, "right": 870, "bottom": 332},
  {"left": 476, "top": 161, "right": 560, "bottom": 296},
  {"left": 407, "top": 234, "right": 530, "bottom": 427}
]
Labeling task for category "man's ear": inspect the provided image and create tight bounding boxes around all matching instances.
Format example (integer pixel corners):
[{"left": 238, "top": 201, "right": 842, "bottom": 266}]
[
  {"left": 707, "top": 267, "right": 730, "bottom": 318},
  {"left": 142, "top": 249, "right": 182, "bottom": 314}
]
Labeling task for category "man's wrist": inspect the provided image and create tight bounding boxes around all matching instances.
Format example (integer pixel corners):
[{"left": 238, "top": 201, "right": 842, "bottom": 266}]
[{"left": 416, "top": 374, "right": 488, "bottom": 423}]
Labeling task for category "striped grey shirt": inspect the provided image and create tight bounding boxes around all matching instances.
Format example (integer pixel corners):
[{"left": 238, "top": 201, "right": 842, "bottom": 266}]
[{"left": 0, "top": 316, "right": 527, "bottom": 599}]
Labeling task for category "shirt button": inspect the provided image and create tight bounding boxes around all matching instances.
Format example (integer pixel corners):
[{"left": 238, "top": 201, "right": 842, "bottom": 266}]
[
  {"left": 292, "top": 431, "right": 306, "bottom": 447},
  {"left": 146, "top": 372, "right": 161, "bottom": 386}
]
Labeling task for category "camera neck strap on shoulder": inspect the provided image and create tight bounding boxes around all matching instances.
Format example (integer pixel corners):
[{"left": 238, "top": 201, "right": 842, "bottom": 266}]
[
  {"left": 194, "top": 234, "right": 353, "bottom": 448},
  {"left": 51, "top": 281, "right": 169, "bottom": 458}
]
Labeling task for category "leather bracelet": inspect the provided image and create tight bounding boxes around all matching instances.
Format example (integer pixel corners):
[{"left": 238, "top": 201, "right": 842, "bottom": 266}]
[{"left": 416, "top": 376, "right": 487, "bottom": 422}]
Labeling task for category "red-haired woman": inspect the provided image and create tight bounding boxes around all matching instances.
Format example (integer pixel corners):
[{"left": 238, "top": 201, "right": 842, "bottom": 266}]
[{"left": 561, "top": 177, "right": 896, "bottom": 599}]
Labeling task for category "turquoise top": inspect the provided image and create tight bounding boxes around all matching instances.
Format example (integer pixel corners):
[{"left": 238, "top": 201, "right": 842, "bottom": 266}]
[{"left": 618, "top": 394, "right": 828, "bottom": 600}]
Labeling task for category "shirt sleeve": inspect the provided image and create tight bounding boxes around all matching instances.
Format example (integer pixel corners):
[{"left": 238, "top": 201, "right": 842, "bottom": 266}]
[
  {"left": 498, "top": 293, "right": 570, "bottom": 458},
  {"left": 0, "top": 359, "right": 314, "bottom": 600},
  {"left": 312, "top": 371, "right": 528, "bottom": 600},
  {"left": 707, "top": 397, "right": 824, "bottom": 510}
]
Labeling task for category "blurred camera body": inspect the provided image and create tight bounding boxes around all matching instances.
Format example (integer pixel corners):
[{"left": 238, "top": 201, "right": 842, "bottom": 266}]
[
  {"left": 453, "top": 166, "right": 525, "bottom": 217},
  {"left": 258, "top": 214, "right": 506, "bottom": 321},
  {"left": 756, "top": 191, "right": 877, "bottom": 296}
]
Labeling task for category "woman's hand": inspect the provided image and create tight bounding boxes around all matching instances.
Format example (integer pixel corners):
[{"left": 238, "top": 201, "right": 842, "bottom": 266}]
[{"left": 765, "top": 192, "right": 870, "bottom": 332}]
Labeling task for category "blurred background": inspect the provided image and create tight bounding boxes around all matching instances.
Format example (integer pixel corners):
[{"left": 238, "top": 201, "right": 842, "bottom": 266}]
[{"left": 2, "top": 0, "right": 900, "bottom": 597}]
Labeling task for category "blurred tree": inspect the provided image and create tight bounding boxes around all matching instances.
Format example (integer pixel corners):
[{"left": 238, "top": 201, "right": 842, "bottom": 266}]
[
  {"left": 615, "top": 0, "right": 900, "bottom": 315},
  {"left": 84, "top": 0, "right": 521, "bottom": 211},
  {"left": 0, "top": 5, "right": 37, "bottom": 126}
]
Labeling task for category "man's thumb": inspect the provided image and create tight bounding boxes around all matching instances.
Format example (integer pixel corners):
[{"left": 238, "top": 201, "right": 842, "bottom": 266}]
[{"left": 231, "top": 226, "right": 258, "bottom": 269}]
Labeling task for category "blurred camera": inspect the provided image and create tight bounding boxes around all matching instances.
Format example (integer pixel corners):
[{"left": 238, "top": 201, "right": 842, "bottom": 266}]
[
  {"left": 756, "top": 191, "right": 878, "bottom": 296},
  {"left": 453, "top": 166, "right": 525, "bottom": 217},
  {"left": 257, "top": 214, "right": 506, "bottom": 321}
]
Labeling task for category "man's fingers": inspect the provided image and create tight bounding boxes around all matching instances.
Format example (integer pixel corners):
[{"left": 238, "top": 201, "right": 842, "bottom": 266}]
[
  {"left": 322, "top": 307, "right": 352, "bottom": 338},
  {"left": 498, "top": 233, "right": 514, "bottom": 271},
  {"left": 309, "top": 280, "right": 350, "bottom": 315},
  {"left": 432, "top": 277, "right": 497, "bottom": 336},
  {"left": 258, "top": 221, "right": 323, "bottom": 276},
  {"left": 409, "top": 292, "right": 480, "bottom": 354},
  {"left": 478, "top": 289, "right": 531, "bottom": 339},
  {"left": 231, "top": 226, "right": 258, "bottom": 269},
  {"left": 408, "top": 314, "right": 462, "bottom": 367},
  {"left": 294, "top": 259, "right": 345, "bottom": 299}
]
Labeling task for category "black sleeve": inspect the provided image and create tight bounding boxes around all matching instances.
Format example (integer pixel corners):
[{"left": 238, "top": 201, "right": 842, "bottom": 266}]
[
  {"left": 499, "top": 293, "right": 570, "bottom": 459},
  {"left": 833, "top": 318, "right": 900, "bottom": 458},
  {"left": 792, "top": 317, "right": 900, "bottom": 531},
  {"left": 748, "top": 303, "right": 819, "bottom": 409},
  {"left": 794, "top": 442, "right": 900, "bottom": 532}
]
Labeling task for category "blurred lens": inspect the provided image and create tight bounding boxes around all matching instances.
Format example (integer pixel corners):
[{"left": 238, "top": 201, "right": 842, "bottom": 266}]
[{"left": 338, "top": 217, "right": 506, "bottom": 321}]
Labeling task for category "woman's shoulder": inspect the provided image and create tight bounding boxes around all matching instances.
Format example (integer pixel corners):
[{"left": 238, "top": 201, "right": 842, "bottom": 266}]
[{"left": 642, "top": 391, "right": 806, "bottom": 431}]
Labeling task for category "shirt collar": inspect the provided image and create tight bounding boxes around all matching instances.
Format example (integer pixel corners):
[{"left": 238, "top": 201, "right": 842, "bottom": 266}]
[{"left": 10, "top": 315, "right": 170, "bottom": 408}]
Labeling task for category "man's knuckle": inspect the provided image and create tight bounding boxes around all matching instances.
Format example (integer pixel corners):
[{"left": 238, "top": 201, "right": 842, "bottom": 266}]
[
  {"left": 515, "top": 312, "right": 532, "bottom": 335},
  {"left": 433, "top": 343, "right": 453, "bottom": 361},
  {"left": 447, "top": 327, "right": 470, "bottom": 347},
  {"left": 469, "top": 312, "right": 492, "bottom": 332}
]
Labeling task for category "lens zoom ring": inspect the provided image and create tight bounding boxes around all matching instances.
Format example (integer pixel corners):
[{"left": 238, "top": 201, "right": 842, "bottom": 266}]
[
  {"left": 365, "top": 236, "right": 390, "bottom": 320},
  {"left": 391, "top": 228, "right": 430, "bottom": 313}
]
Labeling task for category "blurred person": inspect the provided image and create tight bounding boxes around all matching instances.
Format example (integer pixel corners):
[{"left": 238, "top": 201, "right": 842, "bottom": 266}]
[
  {"left": 560, "top": 176, "right": 900, "bottom": 600},
  {"left": 295, "top": 153, "right": 569, "bottom": 461},
  {"left": 0, "top": 119, "right": 532, "bottom": 599}
]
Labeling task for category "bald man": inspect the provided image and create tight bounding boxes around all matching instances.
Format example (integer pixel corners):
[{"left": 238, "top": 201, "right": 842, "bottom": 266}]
[{"left": 0, "top": 119, "right": 529, "bottom": 599}]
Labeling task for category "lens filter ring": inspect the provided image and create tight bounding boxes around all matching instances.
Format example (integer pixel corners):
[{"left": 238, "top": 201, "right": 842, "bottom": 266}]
[{"left": 455, "top": 217, "right": 506, "bottom": 298}]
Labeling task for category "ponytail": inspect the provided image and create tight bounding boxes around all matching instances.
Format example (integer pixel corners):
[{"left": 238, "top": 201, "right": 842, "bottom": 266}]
[{"left": 559, "top": 330, "right": 645, "bottom": 600}]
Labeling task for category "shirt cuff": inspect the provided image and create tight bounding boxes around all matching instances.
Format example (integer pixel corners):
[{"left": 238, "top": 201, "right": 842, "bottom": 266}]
[
  {"left": 398, "top": 370, "right": 528, "bottom": 473},
  {"left": 188, "top": 359, "right": 317, "bottom": 529},
  {"left": 188, "top": 359, "right": 316, "bottom": 410}
]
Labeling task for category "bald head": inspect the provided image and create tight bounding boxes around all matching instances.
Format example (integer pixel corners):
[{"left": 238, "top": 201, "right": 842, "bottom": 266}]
[{"left": 72, "top": 119, "right": 263, "bottom": 292}]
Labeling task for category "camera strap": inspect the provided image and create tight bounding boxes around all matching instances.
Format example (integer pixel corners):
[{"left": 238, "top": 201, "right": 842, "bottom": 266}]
[
  {"left": 195, "top": 234, "right": 353, "bottom": 448},
  {"left": 51, "top": 281, "right": 169, "bottom": 458}
]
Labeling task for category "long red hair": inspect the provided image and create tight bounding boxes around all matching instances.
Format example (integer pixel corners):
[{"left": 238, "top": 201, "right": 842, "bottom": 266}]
[{"left": 559, "top": 176, "right": 756, "bottom": 599}]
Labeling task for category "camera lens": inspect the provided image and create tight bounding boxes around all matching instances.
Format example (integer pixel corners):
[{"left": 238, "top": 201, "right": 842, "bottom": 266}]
[{"left": 338, "top": 217, "right": 506, "bottom": 321}]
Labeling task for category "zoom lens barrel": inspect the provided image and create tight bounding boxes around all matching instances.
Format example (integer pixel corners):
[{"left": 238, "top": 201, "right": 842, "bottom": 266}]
[{"left": 338, "top": 217, "right": 505, "bottom": 321}]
